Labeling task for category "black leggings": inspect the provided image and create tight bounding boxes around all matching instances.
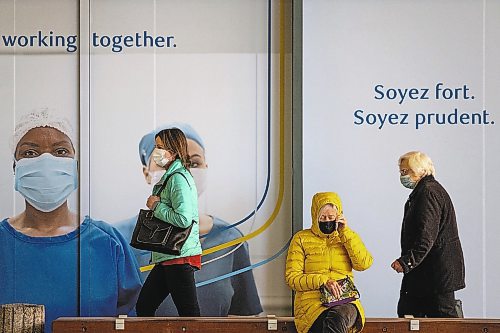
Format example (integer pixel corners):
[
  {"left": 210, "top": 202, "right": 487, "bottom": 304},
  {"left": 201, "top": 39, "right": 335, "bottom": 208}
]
[{"left": 136, "top": 263, "right": 200, "bottom": 317}]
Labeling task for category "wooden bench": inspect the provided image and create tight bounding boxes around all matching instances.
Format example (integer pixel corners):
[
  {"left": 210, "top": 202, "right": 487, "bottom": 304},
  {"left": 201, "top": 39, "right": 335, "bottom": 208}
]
[{"left": 52, "top": 316, "right": 500, "bottom": 333}]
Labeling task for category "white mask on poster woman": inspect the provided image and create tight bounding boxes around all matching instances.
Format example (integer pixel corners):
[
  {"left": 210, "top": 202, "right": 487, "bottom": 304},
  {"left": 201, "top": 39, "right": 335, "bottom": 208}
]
[
  {"left": 190, "top": 168, "right": 207, "bottom": 197},
  {"left": 149, "top": 169, "right": 166, "bottom": 185}
]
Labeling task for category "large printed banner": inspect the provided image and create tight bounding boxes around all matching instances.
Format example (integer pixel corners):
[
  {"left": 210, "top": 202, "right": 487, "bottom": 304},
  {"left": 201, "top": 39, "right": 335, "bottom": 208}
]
[
  {"left": 0, "top": 1, "right": 292, "bottom": 332},
  {"left": 303, "top": 0, "right": 500, "bottom": 317}
]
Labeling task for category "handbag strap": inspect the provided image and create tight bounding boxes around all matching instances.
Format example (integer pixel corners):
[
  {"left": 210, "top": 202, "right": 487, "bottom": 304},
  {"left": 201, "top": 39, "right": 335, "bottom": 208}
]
[
  {"left": 154, "top": 171, "right": 195, "bottom": 227},
  {"left": 154, "top": 171, "right": 191, "bottom": 196}
]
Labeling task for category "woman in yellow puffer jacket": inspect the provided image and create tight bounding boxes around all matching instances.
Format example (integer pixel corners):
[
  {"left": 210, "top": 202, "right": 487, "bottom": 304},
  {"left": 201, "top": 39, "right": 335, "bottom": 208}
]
[{"left": 285, "top": 192, "right": 373, "bottom": 333}]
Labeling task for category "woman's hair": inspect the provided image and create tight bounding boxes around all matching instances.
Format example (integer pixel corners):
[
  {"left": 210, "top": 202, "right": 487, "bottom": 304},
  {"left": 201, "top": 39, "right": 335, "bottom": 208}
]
[
  {"left": 398, "top": 151, "right": 435, "bottom": 177},
  {"left": 155, "top": 128, "right": 191, "bottom": 170},
  {"left": 319, "top": 203, "right": 338, "bottom": 214}
]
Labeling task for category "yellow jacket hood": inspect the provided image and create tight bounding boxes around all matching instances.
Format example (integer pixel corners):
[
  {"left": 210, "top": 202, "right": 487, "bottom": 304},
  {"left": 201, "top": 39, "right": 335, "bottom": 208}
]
[{"left": 310, "top": 192, "right": 343, "bottom": 237}]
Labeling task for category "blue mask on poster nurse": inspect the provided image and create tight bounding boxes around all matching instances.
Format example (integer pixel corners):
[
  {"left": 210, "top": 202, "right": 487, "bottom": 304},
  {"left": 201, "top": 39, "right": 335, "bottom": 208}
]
[{"left": 14, "top": 153, "right": 78, "bottom": 212}]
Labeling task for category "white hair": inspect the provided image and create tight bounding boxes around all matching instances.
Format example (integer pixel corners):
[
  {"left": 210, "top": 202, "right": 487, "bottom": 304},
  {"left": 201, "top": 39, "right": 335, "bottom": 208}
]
[{"left": 399, "top": 151, "right": 435, "bottom": 177}]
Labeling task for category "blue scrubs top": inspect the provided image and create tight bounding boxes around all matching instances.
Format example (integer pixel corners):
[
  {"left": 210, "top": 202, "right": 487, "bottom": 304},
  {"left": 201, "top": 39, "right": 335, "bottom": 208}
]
[{"left": 0, "top": 217, "right": 142, "bottom": 333}]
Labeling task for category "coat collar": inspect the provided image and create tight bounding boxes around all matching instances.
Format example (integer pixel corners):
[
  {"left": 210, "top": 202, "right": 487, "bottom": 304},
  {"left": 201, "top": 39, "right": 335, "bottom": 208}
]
[
  {"left": 409, "top": 174, "right": 434, "bottom": 200},
  {"left": 163, "top": 158, "right": 184, "bottom": 177}
]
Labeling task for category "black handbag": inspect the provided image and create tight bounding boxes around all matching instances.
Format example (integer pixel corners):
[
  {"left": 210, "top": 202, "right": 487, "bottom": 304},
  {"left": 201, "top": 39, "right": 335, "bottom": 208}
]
[{"left": 130, "top": 172, "right": 194, "bottom": 255}]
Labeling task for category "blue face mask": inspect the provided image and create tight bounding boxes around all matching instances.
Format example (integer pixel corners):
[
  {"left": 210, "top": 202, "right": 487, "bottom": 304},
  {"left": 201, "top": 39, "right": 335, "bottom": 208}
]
[
  {"left": 15, "top": 153, "right": 78, "bottom": 212},
  {"left": 400, "top": 175, "right": 417, "bottom": 189}
]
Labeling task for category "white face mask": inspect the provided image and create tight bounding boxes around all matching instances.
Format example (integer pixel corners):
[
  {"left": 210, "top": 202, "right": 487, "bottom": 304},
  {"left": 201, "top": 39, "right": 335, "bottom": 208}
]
[
  {"left": 149, "top": 169, "right": 166, "bottom": 185},
  {"left": 151, "top": 148, "right": 169, "bottom": 167},
  {"left": 190, "top": 168, "right": 207, "bottom": 197}
]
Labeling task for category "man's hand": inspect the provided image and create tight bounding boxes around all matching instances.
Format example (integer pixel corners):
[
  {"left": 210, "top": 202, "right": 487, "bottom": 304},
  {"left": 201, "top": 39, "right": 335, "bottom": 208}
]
[{"left": 391, "top": 260, "right": 404, "bottom": 273}]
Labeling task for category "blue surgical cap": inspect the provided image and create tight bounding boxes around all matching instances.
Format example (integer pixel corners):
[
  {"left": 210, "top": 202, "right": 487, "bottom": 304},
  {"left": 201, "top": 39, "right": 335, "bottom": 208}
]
[{"left": 138, "top": 122, "right": 205, "bottom": 166}]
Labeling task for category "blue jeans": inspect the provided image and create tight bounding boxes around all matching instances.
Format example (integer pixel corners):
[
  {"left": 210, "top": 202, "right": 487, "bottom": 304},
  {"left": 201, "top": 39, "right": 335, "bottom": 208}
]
[{"left": 309, "top": 304, "right": 358, "bottom": 333}]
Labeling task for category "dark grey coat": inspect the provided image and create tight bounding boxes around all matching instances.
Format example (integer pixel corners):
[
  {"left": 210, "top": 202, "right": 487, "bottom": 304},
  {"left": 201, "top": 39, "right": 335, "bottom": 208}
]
[{"left": 397, "top": 175, "right": 466, "bottom": 296}]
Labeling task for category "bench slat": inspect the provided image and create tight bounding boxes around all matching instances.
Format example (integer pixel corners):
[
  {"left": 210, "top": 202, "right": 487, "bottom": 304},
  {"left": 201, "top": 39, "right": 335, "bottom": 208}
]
[{"left": 52, "top": 317, "right": 500, "bottom": 333}]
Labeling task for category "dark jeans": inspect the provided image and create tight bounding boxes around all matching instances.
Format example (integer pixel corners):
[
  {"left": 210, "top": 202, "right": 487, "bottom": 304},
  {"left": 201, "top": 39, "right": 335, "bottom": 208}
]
[
  {"left": 397, "top": 291, "right": 459, "bottom": 318},
  {"left": 309, "top": 304, "right": 358, "bottom": 333},
  {"left": 136, "top": 263, "right": 200, "bottom": 317}
]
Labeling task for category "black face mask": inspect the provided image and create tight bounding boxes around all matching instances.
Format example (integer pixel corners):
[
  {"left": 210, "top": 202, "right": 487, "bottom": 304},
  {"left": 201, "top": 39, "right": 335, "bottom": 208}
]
[{"left": 319, "top": 221, "right": 337, "bottom": 234}]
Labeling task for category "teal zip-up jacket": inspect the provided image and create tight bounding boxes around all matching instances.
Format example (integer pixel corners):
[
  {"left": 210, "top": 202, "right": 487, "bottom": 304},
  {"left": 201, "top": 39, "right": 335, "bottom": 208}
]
[{"left": 151, "top": 158, "right": 201, "bottom": 264}]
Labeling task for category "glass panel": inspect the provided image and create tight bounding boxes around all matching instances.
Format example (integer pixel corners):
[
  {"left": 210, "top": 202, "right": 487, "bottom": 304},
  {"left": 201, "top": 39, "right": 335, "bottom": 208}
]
[
  {"left": 86, "top": 0, "right": 292, "bottom": 317},
  {"left": 0, "top": 1, "right": 80, "bottom": 331}
]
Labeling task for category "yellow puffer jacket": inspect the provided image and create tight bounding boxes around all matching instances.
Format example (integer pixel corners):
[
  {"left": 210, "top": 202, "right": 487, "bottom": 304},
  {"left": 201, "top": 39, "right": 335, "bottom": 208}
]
[{"left": 285, "top": 192, "right": 373, "bottom": 333}]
